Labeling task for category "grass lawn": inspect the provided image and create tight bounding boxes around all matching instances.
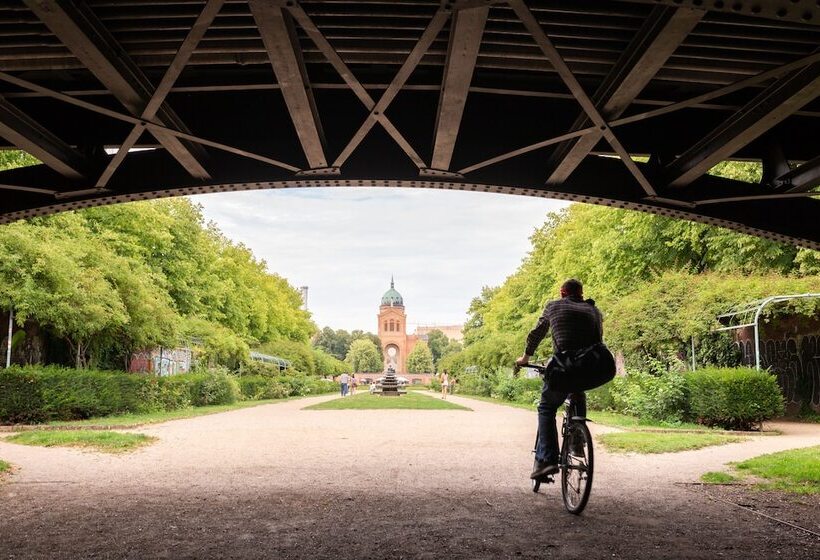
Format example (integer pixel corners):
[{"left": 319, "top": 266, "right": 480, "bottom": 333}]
[
  {"left": 449, "top": 393, "right": 536, "bottom": 411},
  {"left": 734, "top": 446, "right": 820, "bottom": 494},
  {"left": 46, "top": 398, "right": 294, "bottom": 429},
  {"left": 0, "top": 459, "right": 10, "bottom": 474},
  {"left": 700, "top": 471, "right": 740, "bottom": 484},
  {"left": 587, "top": 410, "right": 709, "bottom": 432},
  {"left": 598, "top": 431, "right": 745, "bottom": 454},
  {"left": 6, "top": 430, "right": 155, "bottom": 453},
  {"left": 304, "top": 392, "right": 471, "bottom": 411}
]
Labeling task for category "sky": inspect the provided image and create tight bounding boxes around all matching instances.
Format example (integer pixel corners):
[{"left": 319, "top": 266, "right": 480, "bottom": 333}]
[{"left": 192, "top": 187, "right": 570, "bottom": 333}]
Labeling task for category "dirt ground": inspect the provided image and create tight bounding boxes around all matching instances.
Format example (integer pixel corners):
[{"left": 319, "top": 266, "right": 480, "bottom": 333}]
[{"left": 0, "top": 393, "right": 818, "bottom": 559}]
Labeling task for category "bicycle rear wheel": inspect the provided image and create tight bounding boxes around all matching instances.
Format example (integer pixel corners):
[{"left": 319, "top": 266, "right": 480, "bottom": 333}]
[{"left": 560, "top": 421, "right": 594, "bottom": 514}]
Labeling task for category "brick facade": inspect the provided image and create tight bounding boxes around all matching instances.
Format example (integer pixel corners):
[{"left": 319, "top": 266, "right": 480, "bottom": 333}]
[{"left": 377, "top": 302, "right": 419, "bottom": 374}]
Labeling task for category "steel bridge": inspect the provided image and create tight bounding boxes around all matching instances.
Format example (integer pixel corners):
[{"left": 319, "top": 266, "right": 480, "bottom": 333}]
[{"left": 0, "top": 1, "right": 818, "bottom": 247}]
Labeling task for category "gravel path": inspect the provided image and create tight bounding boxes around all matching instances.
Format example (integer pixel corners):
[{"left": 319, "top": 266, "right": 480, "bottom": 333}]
[{"left": 0, "top": 393, "right": 818, "bottom": 559}]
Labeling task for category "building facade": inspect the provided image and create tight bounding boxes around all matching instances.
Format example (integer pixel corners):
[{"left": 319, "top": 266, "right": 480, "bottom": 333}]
[
  {"left": 414, "top": 324, "right": 464, "bottom": 343},
  {"left": 377, "top": 278, "right": 419, "bottom": 375}
]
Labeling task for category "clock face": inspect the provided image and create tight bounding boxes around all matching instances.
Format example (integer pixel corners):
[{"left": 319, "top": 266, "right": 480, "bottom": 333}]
[{"left": 387, "top": 346, "right": 397, "bottom": 358}]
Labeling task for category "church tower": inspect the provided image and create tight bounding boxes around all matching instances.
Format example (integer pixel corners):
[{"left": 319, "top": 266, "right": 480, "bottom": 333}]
[{"left": 377, "top": 277, "right": 414, "bottom": 374}]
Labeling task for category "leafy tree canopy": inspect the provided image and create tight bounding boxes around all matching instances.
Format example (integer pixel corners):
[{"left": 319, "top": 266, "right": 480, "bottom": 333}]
[
  {"left": 345, "top": 338, "right": 382, "bottom": 373},
  {"left": 406, "top": 341, "right": 434, "bottom": 374},
  {"left": 449, "top": 162, "right": 820, "bottom": 374},
  {"left": 1, "top": 152, "right": 316, "bottom": 369}
]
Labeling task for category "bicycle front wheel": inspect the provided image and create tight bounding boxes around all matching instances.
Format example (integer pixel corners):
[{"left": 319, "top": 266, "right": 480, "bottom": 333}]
[{"left": 560, "top": 421, "right": 594, "bottom": 515}]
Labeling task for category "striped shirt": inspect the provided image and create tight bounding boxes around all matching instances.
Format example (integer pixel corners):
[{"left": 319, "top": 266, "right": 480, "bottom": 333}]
[{"left": 525, "top": 296, "right": 603, "bottom": 356}]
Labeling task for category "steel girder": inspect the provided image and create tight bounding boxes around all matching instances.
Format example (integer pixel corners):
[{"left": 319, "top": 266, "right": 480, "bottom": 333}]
[{"left": 0, "top": 0, "right": 816, "bottom": 247}]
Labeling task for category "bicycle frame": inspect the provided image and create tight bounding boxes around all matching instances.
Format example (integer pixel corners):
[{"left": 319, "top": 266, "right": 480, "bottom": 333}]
[{"left": 524, "top": 362, "right": 594, "bottom": 514}]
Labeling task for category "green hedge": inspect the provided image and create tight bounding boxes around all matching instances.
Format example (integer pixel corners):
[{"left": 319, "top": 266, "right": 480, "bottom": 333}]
[
  {"left": 610, "top": 369, "right": 689, "bottom": 423},
  {"left": 0, "top": 366, "right": 246, "bottom": 423},
  {"left": 237, "top": 375, "right": 336, "bottom": 400},
  {"left": 686, "top": 367, "right": 784, "bottom": 430},
  {"left": 455, "top": 370, "right": 500, "bottom": 397},
  {"left": 450, "top": 365, "right": 783, "bottom": 431},
  {"left": 0, "top": 366, "right": 152, "bottom": 423},
  {"left": 491, "top": 376, "right": 542, "bottom": 406}
]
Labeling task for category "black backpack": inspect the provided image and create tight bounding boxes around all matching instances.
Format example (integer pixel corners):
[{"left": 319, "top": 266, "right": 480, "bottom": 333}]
[{"left": 543, "top": 342, "right": 616, "bottom": 393}]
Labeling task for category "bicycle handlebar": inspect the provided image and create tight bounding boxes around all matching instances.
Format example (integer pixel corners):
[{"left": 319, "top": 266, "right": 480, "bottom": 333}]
[{"left": 513, "top": 362, "right": 549, "bottom": 376}]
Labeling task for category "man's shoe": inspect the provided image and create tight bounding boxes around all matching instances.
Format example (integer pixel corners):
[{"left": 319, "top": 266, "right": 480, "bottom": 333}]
[{"left": 530, "top": 461, "right": 559, "bottom": 479}]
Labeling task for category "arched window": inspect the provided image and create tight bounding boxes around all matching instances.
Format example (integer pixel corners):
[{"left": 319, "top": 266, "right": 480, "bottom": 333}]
[
  {"left": 389, "top": 320, "right": 395, "bottom": 332},
  {"left": 383, "top": 321, "right": 388, "bottom": 332},
  {"left": 396, "top": 321, "right": 401, "bottom": 332}
]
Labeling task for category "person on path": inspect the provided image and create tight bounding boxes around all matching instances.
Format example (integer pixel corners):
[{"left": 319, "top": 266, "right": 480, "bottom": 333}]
[
  {"left": 515, "top": 278, "right": 603, "bottom": 480},
  {"left": 440, "top": 371, "right": 449, "bottom": 400},
  {"left": 350, "top": 374, "right": 357, "bottom": 396},
  {"left": 339, "top": 372, "right": 350, "bottom": 397}
]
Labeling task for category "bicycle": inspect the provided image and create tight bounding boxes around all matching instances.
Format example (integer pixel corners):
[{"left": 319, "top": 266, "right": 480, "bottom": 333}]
[{"left": 520, "top": 363, "right": 594, "bottom": 515}]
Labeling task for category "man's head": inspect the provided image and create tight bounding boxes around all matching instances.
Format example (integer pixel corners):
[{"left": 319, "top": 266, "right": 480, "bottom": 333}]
[{"left": 559, "top": 278, "right": 583, "bottom": 298}]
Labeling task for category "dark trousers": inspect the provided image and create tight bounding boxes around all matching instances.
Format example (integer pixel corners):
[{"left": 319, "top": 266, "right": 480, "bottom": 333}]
[{"left": 536, "top": 382, "right": 586, "bottom": 464}]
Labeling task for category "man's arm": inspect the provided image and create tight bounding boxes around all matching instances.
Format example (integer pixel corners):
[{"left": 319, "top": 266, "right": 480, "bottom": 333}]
[{"left": 516, "top": 304, "right": 551, "bottom": 365}]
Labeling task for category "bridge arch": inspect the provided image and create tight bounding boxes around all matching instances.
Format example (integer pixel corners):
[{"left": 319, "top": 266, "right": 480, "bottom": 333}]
[{"left": 0, "top": 0, "right": 816, "bottom": 247}]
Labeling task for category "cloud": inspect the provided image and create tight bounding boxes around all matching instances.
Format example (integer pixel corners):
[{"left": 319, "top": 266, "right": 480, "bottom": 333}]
[{"left": 192, "top": 187, "right": 570, "bottom": 332}]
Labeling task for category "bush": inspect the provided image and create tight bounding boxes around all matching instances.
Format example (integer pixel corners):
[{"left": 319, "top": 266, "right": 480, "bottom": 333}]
[
  {"left": 241, "top": 361, "right": 285, "bottom": 377},
  {"left": 0, "top": 366, "right": 337, "bottom": 424},
  {"left": 0, "top": 366, "right": 157, "bottom": 422},
  {"left": 586, "top": 383, "right": 615, "bottom": 411},
  {"left": 237, "top": 376, "right": 290, "bottom": 400},
  {"left": 491, "top": 375, "right": 541, "bottom": 405},
  {"left": 237, "top": 375, "right": 336, "bottom": 401},
  {"left": 610, "top": 369, "right": 688, "bottom": 423},
  {"left": 687, "top": 367, "right": 784, "bottom": 430},
  {"left": 177, "top": 369, "right": 240, "bottom": 406},
  {"left": 0, "top": 367, "right": 46, "bottom": 423},
  {"left": 455, "top": 369, "right": 499, "bottom": 397}
]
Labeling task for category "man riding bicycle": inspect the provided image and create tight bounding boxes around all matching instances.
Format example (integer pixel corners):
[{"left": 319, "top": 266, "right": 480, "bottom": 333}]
[{"left": 515, "top": 278, "right": 603, "bottom": 480}]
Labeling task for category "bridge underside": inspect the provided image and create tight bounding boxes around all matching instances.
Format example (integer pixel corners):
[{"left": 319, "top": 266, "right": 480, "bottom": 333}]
[{"left": 0, "top": 1, "right": 818, "bottom": 247}]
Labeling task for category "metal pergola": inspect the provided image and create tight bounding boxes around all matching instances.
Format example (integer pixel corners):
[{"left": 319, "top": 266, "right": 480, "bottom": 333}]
[
  {"left": 715, "top": 292, "right": 820, "bottom": 370},
  {"left": 0, "top": 1, "right": 817, "bottom": 246},
  {"left": 249, "top": 350, "right": 290, "bottom": 371}
]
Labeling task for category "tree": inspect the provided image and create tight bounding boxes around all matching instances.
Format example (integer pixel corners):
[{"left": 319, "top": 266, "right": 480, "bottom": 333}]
[
  {"left": 313, "top": 348, "right": 352, "bottom": 376},
  {"left": 426, "top": 329, "right": 449, "bottom": 365},
  {"left": 312, "top": 327, "right": 353, "bottom": 360},
  {"left": 345, "top": 338, "right": 382, "bottom": 373},
  {"left": 406, "top": 341, "right": 434, "bottom": 374},
  {"left": 351, "top": 330, "right": 383, "bottom": 360},
  {"left": 0, "top": 154, "right": 317, "bottom": 370},
  {"left": 257, "top": 339, "right": 317, "bottom": 375},
  {"left": 456, "top": 161, "right": 820, "bottom": 375}
]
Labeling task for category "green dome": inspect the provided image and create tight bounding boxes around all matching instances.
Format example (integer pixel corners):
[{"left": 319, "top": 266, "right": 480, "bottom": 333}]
[{"left": 381, "top": 277, "right": 404, "bottom": 307}]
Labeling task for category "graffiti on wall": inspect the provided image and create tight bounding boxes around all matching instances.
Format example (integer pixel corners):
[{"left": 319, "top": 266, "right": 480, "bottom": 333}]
[
  {"left": 129, "top": 347, "right": 192, "bottom": 376},
  {"left": 737, "top": 334, "right": 820, "bottom": 409}
]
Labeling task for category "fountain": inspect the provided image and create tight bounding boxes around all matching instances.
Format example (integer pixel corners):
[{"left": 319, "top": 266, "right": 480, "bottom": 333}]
[{"left": 380, "top": 366, "right": 401, "bottom": 397}]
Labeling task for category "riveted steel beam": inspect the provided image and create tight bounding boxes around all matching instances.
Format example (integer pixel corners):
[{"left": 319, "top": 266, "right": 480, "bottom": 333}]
[
  {"left": 23, "top": 0, "right": 210, "bottom": 180},
  {"left": 666, "top": 62, "right": 820, "bottom": 188},
  {"left": 286, "top": 1, "right": 426, "bottom": 170},
  {"left": 0, "top": 96, "right": 85, "bottom": 179},
  {"left": 332, "top": 7, "right": 450, "bottom": 169},
  {"left": 97, "top": 0, "right": 225, "bottom": 188},
  {"left": 509, "top": 0, "right": 657, "bottom": 196},
  {"left": 622, "top": 0, "right": 820, "bottom": 26},
  {"left": 250, "top": 0, "right": 326, "bottom": 170},
  {"left": 430, "top": 5, "right": 488, "bottom": 172},
  {"left": 545, "top": 6, "right": 703, "bottom": 184},
  {"left": 776, "top": 155, "right": 820, "bottom": 193}
]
